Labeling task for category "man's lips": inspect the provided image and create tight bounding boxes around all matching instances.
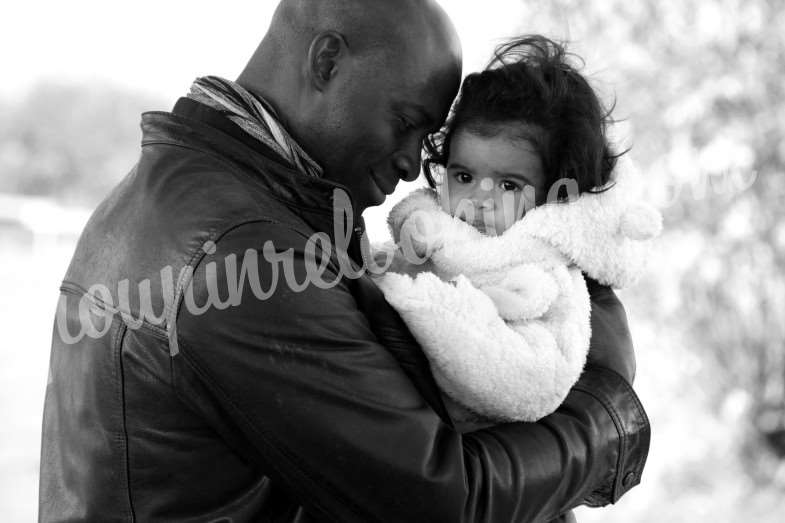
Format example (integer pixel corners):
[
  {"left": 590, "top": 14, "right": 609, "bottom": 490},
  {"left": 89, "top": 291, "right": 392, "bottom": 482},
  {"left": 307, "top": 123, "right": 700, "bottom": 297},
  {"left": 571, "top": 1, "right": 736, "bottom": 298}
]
[{"left": 370, "top": 170, "right": 397, "bottom": 196}]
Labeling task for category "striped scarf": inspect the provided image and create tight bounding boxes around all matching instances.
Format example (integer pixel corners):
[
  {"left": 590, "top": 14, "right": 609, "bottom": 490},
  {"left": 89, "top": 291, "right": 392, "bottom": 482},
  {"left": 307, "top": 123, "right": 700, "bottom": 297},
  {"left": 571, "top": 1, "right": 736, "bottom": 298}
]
[{"left": 187, "top": 76, "right": 323, "bottom": 179}]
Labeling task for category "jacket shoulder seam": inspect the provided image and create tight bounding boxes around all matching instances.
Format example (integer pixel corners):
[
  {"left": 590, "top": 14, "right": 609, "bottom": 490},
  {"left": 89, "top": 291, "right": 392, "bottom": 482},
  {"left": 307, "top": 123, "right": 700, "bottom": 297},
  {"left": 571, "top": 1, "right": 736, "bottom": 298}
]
[
  {"left": 59, "top": 282, "right": 170, "bottom": 342},
  {"left": 165, "top": 217, "right": 318, "bottom": 357}
]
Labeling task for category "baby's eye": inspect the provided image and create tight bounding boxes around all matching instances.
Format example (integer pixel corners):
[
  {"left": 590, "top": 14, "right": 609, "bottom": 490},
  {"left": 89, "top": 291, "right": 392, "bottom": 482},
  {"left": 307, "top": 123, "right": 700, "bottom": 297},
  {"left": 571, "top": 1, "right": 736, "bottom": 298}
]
[
  {"left": 454, "top": 172, "right": 473, "bottom": 184},
  {"left": 501, "top": 180, "right": 522, "bottom": 192}
]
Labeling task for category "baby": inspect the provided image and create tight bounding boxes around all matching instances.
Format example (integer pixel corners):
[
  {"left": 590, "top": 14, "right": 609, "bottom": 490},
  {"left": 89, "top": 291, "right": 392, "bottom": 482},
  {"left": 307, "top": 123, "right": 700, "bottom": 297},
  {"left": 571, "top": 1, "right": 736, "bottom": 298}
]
[{"left": 372, "top": 35, "right": 661, "bottom": 431}]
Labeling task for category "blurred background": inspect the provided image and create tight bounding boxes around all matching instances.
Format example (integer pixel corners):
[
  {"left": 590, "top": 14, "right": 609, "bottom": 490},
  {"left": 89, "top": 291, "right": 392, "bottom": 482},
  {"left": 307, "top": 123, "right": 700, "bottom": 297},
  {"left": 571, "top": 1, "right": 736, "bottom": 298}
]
[{"left": 1, "top": 0, "right": 784, "bottom": 521}]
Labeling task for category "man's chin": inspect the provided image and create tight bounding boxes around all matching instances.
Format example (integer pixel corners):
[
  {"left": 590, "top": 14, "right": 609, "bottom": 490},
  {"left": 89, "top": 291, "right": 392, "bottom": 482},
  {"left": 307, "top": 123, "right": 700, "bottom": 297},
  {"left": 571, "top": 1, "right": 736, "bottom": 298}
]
[
  {"left": 368, "top": 170, "right": 394, "bottom": 207},
  {"left": 364, "top": 195, "right": 387, "bottom": 212},
  {"left": 351, "top": 188, "right": 383, "bottom": 215},
  {"left": 330, "top": 171, "right": 393, "bottom": 214}
]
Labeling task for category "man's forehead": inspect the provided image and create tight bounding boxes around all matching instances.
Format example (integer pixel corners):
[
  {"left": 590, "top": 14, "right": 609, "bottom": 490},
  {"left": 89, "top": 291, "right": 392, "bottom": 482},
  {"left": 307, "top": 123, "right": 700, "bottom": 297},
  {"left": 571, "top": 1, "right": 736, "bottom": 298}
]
[
  {"left": 337, "top": 0, "right": 463, "bottom": 118},
  {"left": 386, "top": 66, "right": 457, "bottom": 121},
  {"left": 369, "top": 0, "right": 461, "bottom": 74},
  {"left": 419, "top": 61, "right": 460, "bottom": 101}
]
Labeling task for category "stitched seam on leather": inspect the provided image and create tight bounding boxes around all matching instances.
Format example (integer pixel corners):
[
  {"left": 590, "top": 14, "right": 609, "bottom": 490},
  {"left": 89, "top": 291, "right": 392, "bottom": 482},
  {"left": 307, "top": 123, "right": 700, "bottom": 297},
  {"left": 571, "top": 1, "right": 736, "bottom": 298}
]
[
  {"left": 167, "top": 220, "right": 379, "bottom": 520},
  {"left": 582, "top": 365, "right": 650, "bottom": 480},
  {"left": 171, "top": 221, "right": 383, "bottom": 521},
  {"left": 169, "top": 220, "right": 373, "bottom": 520},
  {"left": 113, "top": 322, "right": 137, "bottom": 521},
  {"left": 175, "top": 337, "right": 376, "bottom": 523},
  {"left": 571, "top": 384, "right": 626, "bottom": 504},
  {"left": 582, "top": 365, "right": 647, "bottom": 427},
  {"left": 59, "top": 282, "right": 169, "bottom": 342},
  {"left": 617, "top": 374, "right": 650, "bottom": 480},
  {"left": 120, "top": 333, "right": 176, "bottom": 391},
  {"left": 165, "top": 230, "right": 219, "bottom": 356},
  {"left": 569, "top": 393, "right": 616, "bottom": 506},
  {"left": 165, "top": 218, "right": 298, "bottom": 357}
]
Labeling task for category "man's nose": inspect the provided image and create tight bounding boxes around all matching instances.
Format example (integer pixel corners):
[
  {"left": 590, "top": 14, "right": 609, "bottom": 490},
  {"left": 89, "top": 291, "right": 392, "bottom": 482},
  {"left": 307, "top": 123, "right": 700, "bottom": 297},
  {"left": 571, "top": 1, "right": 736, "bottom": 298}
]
[{"left": 393, "top": 153, "right": 419, "bottom": 182}]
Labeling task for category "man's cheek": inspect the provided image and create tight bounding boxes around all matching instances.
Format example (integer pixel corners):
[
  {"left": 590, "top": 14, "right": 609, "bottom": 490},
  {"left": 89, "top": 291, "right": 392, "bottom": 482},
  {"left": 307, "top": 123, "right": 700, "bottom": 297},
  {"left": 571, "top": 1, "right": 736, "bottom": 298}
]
[{"left": 364, "top": 133, "right": 397, "bottom": 170}]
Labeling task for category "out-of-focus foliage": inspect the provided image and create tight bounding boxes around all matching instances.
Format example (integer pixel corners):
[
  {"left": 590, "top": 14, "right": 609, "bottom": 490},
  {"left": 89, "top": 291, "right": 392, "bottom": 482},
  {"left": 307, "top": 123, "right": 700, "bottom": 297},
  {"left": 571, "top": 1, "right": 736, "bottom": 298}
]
[
  {"left": 0, "top": 83, "right": 165, "bottom": 206},
  {"left": 511, "top": 0, "right": 785, "bottom": 521}
]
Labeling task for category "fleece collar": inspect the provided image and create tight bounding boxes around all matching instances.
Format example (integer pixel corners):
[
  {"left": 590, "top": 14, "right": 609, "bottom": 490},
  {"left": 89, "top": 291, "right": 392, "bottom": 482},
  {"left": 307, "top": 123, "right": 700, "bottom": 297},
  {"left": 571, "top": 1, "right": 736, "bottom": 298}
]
[{"left": 388, "top": 159, "right": 662, "bottom": 289}]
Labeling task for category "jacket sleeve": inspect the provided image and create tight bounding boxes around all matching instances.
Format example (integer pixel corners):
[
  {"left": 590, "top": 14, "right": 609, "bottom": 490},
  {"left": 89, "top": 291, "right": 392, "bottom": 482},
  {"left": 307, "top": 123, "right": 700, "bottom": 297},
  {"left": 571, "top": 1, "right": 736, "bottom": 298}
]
[{"left": 172, "top": 221, "right": 650, "bottom": 523}]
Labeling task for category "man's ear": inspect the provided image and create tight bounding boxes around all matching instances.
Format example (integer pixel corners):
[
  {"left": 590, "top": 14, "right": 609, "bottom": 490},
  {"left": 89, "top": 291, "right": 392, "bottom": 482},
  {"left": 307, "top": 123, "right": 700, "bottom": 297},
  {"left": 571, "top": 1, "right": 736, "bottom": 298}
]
[{"left": 308, "top": 31, "right": 347, "bottom": 90}]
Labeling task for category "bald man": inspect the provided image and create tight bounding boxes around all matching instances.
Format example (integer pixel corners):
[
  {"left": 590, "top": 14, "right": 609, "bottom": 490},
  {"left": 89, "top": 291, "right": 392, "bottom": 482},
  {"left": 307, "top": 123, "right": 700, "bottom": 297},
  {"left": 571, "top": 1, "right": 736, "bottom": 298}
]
[{"left": 39, "top": 1, "right": 649, "bottom": 521}]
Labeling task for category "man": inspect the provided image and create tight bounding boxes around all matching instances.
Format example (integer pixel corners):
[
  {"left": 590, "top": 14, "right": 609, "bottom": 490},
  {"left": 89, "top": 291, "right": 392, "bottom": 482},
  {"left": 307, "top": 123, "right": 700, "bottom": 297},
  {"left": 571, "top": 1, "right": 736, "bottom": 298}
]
[{"left": 40, "top": 0, "right": 649, "bottom": 521}]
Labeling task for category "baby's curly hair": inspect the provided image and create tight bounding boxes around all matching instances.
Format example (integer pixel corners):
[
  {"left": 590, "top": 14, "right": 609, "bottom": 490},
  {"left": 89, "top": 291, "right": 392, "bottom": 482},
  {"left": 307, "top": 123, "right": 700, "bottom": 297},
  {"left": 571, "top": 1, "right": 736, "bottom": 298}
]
[{"left": 423, "top": 35, "right": 625, "bottom": 199}]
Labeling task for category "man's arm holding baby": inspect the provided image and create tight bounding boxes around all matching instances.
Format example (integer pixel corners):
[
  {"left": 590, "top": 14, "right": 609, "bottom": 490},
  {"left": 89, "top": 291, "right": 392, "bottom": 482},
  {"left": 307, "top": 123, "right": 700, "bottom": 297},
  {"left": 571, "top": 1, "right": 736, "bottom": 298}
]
[
  {"left": 175, "top": 220, "right": 648, "bottom": 522},
  {"left": 371, "top": 264, "right": 648, "bottom": 515},
  {"left": 373, "top": 188, "right": 648, "bottom": 512},
  {"left": 373, "top": 266, "right": 647, "bottom": 514}
]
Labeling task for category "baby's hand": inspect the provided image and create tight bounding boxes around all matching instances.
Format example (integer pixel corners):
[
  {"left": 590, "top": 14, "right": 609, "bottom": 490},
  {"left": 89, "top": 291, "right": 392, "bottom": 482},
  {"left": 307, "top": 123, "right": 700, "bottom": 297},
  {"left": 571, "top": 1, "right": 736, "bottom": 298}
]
[
  {"left": 398, "top": 209, "right": 445, "bottom": 260},
  {"left": 480, "top": 264, "right": 560, "bottom": 321}
]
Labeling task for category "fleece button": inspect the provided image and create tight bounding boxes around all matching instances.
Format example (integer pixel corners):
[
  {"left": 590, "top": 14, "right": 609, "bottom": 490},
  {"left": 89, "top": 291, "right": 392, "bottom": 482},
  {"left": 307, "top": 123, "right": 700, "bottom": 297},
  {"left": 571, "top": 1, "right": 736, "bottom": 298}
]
[{"left": 622, "top": 472, "right": 636, "bottom": 487}]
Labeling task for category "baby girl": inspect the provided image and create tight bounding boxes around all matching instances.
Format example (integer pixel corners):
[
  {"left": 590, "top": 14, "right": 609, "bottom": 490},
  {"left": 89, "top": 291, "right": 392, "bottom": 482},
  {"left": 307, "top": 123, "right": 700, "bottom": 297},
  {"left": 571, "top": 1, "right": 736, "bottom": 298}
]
[{"left": 372, "top": 35, "right": 661, "bottom": 431}]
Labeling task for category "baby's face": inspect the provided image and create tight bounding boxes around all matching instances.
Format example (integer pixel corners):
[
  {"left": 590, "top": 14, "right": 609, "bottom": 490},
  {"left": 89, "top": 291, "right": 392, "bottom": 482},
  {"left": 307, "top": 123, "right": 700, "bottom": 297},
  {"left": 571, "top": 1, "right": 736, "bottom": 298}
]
[{"left": 441, "top": 129, "right": 547, "bottom": 235}]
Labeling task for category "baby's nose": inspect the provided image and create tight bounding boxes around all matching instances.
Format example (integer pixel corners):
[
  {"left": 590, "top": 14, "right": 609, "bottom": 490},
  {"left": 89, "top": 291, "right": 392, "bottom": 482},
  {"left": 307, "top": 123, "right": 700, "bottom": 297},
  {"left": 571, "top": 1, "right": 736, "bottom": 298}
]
[
  {"left": 475, "top": 197, "right": 495, "bottom": 210},
  {"left": 474, "top": 178, "right": 496, "bottom": 209}
]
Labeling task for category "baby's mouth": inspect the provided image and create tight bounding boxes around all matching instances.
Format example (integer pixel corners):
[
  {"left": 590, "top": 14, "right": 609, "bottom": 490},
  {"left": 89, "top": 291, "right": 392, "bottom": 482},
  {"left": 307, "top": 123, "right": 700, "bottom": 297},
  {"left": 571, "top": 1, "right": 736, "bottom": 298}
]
[
  {"left": 471, "top": 221, "right": 488, "bottom": 233},
  {"left": 460, "top": 216, "right": 496, "bottom": 236},
  {"left": 476, "top": 224, "right": 498, "bottom": 236}
]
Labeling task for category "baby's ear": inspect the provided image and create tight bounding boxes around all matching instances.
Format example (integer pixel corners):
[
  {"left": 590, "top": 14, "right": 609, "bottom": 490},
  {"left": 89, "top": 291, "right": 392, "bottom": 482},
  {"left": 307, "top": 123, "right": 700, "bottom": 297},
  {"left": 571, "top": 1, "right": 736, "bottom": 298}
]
[{"left": 619, "top": 202, "right": 662, "bottom": 241}]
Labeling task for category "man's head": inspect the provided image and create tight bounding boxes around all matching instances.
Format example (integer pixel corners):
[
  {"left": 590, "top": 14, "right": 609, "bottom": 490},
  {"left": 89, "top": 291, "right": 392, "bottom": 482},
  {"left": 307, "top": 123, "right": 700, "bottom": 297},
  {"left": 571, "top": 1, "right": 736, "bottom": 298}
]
[{"left": 238, "top": 0, "right": 462, "bottom": 212}]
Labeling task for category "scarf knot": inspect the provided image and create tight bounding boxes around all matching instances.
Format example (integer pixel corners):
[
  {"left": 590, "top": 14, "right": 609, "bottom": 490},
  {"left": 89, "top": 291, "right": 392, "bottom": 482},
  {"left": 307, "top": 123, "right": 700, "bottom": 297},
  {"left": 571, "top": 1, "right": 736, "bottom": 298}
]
[{"left": 188, "top": 76, "right": 323, "bottom": 179}]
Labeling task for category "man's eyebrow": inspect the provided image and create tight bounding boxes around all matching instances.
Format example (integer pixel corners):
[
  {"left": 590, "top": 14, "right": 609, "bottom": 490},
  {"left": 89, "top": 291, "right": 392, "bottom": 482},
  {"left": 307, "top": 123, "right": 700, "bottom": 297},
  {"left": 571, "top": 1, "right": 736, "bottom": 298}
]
[{"left": 399, "top": 101, "right": 436, "bottom": 127}]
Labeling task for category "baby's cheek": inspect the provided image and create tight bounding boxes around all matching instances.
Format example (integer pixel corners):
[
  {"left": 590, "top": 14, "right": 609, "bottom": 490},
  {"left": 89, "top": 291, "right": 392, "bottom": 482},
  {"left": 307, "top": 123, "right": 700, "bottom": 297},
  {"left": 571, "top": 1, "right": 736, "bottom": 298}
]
[
  {"left": 493, "top": 192, "right": 525, "bottom": 234},
  {"left": 441, "top": 184, "right": 464, "bottom": 214}
]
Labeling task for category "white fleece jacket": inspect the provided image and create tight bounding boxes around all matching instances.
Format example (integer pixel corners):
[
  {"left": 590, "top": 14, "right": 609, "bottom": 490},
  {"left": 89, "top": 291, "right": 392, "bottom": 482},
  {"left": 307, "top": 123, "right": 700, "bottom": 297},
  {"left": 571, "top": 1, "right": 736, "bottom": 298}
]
[{"left": 372, "top": 162, "right": 662, "bottom": 425}]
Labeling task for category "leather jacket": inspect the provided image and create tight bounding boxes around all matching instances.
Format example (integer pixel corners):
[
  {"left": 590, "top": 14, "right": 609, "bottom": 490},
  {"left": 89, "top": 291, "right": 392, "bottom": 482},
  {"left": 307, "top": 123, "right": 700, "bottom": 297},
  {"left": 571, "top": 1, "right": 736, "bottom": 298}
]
[{"left": 39, "top": 97, "right": 650, "bottom": 522}]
